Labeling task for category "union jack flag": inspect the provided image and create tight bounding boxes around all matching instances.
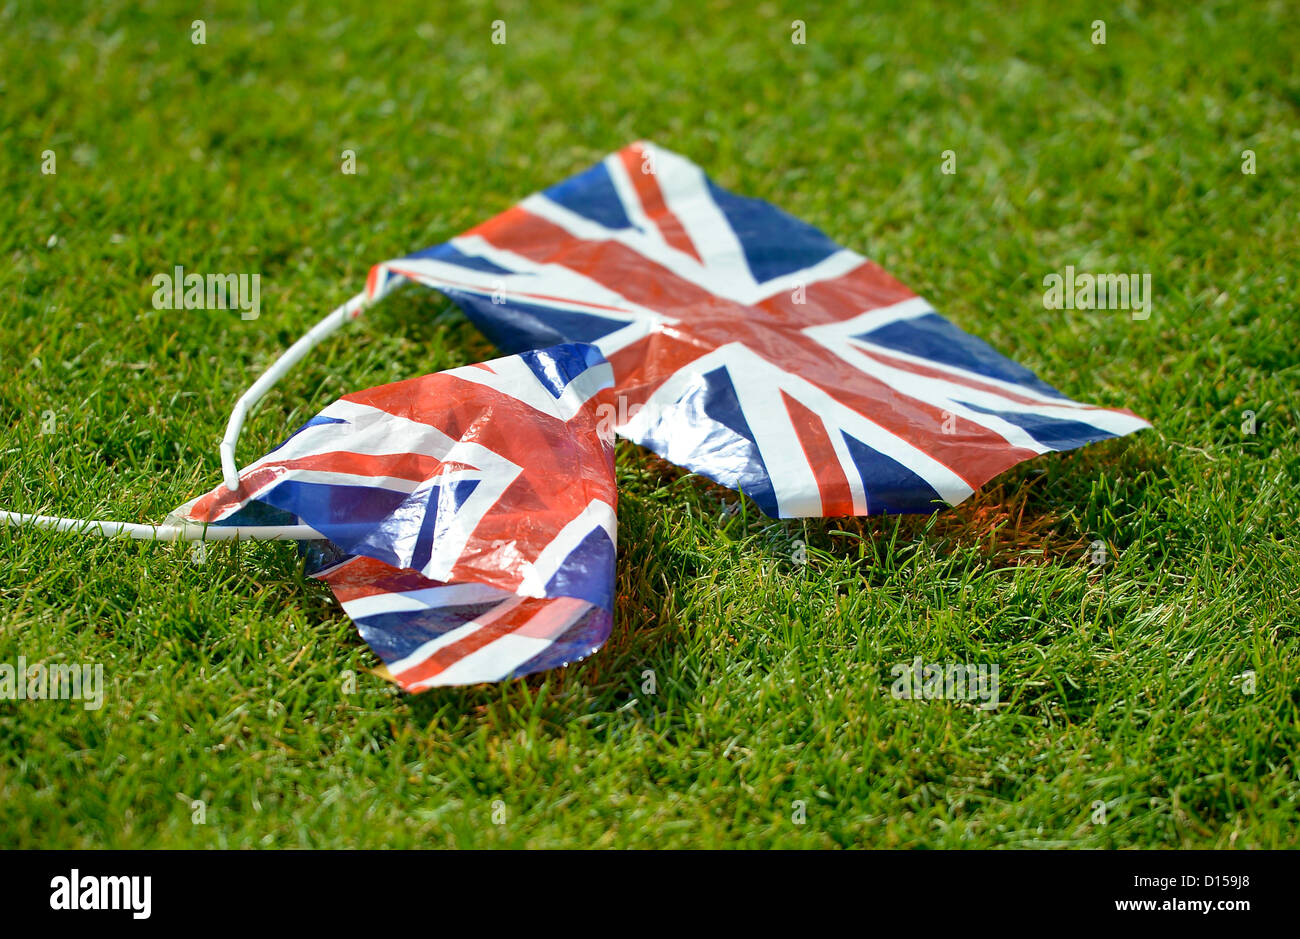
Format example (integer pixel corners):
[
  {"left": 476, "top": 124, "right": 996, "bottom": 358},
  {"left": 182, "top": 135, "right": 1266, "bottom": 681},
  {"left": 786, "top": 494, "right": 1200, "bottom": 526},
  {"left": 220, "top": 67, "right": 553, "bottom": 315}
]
[
  {"left": 179, "top": 343, "right": 618, "bottom": 689},
  {"left": 365, "top": 141, "right": 1150, "bottom": 518}
]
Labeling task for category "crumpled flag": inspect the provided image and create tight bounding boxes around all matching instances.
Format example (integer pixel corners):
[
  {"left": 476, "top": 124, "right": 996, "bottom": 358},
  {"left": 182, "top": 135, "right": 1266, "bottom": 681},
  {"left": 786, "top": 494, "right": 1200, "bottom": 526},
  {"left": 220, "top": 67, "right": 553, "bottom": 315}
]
[
  {"left": 177, "top": 342, "right": 617, "bottom": 689},
  {"left": 361, "top": 141, "right": 1150, "bottom": 518}
]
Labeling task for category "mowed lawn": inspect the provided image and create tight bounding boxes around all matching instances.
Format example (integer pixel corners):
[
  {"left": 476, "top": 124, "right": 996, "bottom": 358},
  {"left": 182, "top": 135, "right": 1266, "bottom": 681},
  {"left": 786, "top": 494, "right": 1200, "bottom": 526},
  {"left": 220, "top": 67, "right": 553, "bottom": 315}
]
[{"left": 1, "top": 0, "right": 1297, "bottom": 848}]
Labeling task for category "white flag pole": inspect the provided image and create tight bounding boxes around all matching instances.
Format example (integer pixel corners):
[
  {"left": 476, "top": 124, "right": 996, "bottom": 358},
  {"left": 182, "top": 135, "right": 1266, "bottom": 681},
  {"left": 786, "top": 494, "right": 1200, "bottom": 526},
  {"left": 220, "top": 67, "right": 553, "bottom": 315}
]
[
  {"left": 0, "top": 511, "right": 325, "bottom": 542},
  {"left": 220, "top": 289, "right": 371, "bottom": 490}
]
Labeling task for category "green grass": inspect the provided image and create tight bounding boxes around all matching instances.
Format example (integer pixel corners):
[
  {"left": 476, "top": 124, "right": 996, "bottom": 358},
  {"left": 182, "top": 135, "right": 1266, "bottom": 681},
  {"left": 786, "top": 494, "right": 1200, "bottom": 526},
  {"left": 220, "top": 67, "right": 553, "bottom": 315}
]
[{"left": 1, "top": 0, "right": 1297, "bottom": 848}]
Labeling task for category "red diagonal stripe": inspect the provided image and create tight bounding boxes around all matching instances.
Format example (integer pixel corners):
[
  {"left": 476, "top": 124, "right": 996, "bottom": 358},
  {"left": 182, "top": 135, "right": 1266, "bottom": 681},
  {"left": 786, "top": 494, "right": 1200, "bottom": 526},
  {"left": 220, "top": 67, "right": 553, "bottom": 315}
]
[
  {"left": 188, "top": 450, "right": 468, "bottom": 522},
  {"left": 755, "top": 259, "right": 917, "bottom": 326},
  {"left": 467, "top": 207, "right": 740, "bottom": 321},
  {"left": 619, "top": 146, "right": 703, "bottom": 262},
  {"left": 781, "top": 392, "right": 856, "bottom": 516}
]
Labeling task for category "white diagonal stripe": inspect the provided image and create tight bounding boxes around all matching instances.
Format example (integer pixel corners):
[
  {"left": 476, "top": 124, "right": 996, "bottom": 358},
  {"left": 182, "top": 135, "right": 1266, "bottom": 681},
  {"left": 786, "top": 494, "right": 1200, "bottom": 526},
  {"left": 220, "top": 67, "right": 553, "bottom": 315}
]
[{"left": 342, "top": 582, "right": 512, "bottom": 620}]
